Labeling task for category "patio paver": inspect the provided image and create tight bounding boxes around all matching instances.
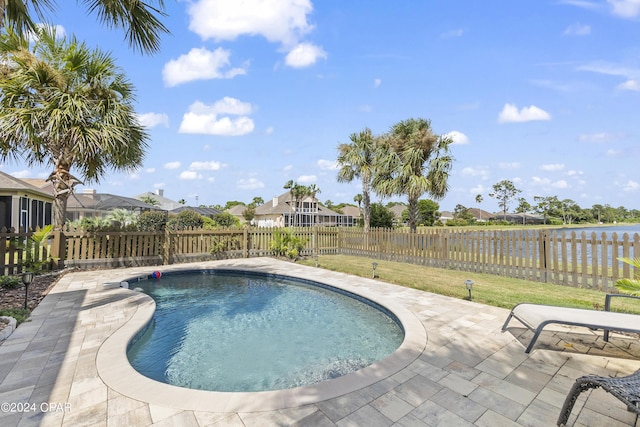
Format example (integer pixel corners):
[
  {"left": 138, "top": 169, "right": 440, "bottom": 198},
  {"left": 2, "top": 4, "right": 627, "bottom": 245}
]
[{"left": 1, "top": 257, "right": 640, "bottom": 426}]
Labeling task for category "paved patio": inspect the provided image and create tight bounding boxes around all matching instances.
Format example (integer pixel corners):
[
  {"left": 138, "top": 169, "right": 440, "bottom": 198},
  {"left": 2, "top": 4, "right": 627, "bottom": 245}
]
[{"left": 1, "top": 257, "right": 640, "bottom": 426}]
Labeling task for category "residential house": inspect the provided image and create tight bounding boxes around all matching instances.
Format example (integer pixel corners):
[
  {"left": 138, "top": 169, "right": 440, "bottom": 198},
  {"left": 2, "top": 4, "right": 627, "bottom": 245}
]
[
  {"left": 135, "top": 189, "right": 184, "bottom": 211},
  {"left": 0, "top": 171, "right": 53, "bottom": 231},
  {"left": 253, "top": 192, "right": 354, "bottom": 227},
  {"left": 66, "top": 189, "right": 163, "bottom": 222}
]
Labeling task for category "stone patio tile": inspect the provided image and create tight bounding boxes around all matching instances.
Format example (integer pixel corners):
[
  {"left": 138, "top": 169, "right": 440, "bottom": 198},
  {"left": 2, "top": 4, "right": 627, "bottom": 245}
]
[
  {"left": 444, "top": 360, "right": 481, "bottom": 381},
  {"left": 515, "top": 398, "right": 562, "bottom": 427},
  {"left": 407, "top": 358, "right": 448, "bottom": 382},
  {"left": 370, "top": 391, "right": 415, "bottom": 422},
  {"left": 430, "top": 388, "right": 487, "bottom": 423},
  {"left": 316, "top": 390, "right": 374, "bottom": 422},
  {"left": 471, "top": 372, "right": 536, "bottom": 406},
  {"left": 437, "top": 372, "right": 478, "bottom": 397},
  {"left": 149, "top": 410, "right": 199, "bottom": 427},
  {"left": 468, "top": 387, "right": 525, "bottom": 421},
  {"left": 475, "top": 409, "right": 522, "bottom": 427},
  {"left": 335, "top": 404, "right": 392, "bottom": 427},
  {"left": 573, "top": 406, "right": 636, "bottom": 427},
  {"left": 392, "top": 374, "right": 442, "bottom": 406},
  {"left": 290, "top": 409, "right": 336, "bottom": 427},
  {"left": 60, "top": 401, "right": 107, "bottom": 427},
  {"left": 504, "top": 364, "right": 553, "bottom": 394},
  {"left": 148, "top": 404, "right": 183, "bottom": 423},
  {"left": 107, "top": 405, "right": 151, "bottom": 427},
  {"left": 193, "top": 412, "right": 245, "bottom": 426},
  {"left": 409, "top": 400, "right": 474, "bottom": 427}
]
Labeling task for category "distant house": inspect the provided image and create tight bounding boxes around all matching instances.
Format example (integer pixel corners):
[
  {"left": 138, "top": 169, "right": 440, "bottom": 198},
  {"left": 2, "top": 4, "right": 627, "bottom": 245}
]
[
  {"left": 0, "top": 171, "right": 53, "bottom": 230},
  {"left": 135, "top": 189, "right": 184, "bottom": 211},
  {"left": 388, "top": 204, "right": 407, "bottom": 226},
  {"left": 226, "top": 204, "right": 249, "bottom": 224},
  {"left": 253, "top": 192, "right": 354, "bottom": 227},
  {"left": 66, "top": 189, "right": 163, "bottom": 222},
  {"left": 489, "top": 212, "right": 545, "bottom": 225}
]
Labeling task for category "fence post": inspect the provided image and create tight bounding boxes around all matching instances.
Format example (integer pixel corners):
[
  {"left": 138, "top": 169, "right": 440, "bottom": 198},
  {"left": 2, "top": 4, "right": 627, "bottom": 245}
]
[
  {"left": 163, "top": 229, "right": 171, "bottom": 265},
  {"left": 539, "top": 230, "right": 549, "bottom": 283},
  {"left": 50, "top": 229, "right": 66, "bottom": 270},
  {"left": 314, "top": 226, "right": 319, "bottom": 256},
  {"left": 243, "top": 228, "right": 249, "bottom": 258}
]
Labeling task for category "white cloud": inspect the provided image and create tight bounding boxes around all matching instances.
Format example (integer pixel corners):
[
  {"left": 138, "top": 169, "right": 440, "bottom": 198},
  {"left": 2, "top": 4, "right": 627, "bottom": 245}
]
[
  {"left": 237, "top": 178, "right": 265, "bottom": 190},
  {"left": 179, "top": 98, "right": 255, "bottom": 136},
  {"left": 11, "top": 170, "right": 31, "bottom": 178},
  {"left": 373, "top": 78, "right": 382, "bottom": 88},
  {"left": 285, "top": 43, "right": 327, "bottom": 68},
  {"left": 617, "top": 79, "right": 640, "bottom": 91},
  {"left": 606, "top": 148, "right": 622, "bottom": 156},
  {"left": 188, "top": 0, "right": 314, "bottom": 45},
  {"left": 552, "top": 179, "right": 569, "bottom": 189},
  {"left": 564, "top": 23, "right": 591, "bottom": 35},
  {"left": 29, "top": 24, "right": 66, "bottom": 42},
  {"left": 163, "top": 47, "right": 247, "bottom": 87},
  {"left": 297, "top": 175, "right": 317, "bottom": 183},
  {"left": 145, "top": 168, "right": 156, "bottom": 173},
  {"left": 138, "top": 112, "right": 169, "bottom": 128},
  {"left": 317, "top": 159, "right": 338, "bottom": 170},
  {"left": 445, "top": 130, "right": 469, "bottom": 145},
  {"left": 623, "top": 180, "right": 640, "bottom": 191},
  {"left": 579, "top": 132, "right": 625, "bottom": 142},
  {"left": 461, "top": 167, "right": 489, "bottom": 179},
  {"left": 164, "top": 161, "right": 181, "bottom": 169},
  {"left": 283, "top": 165, "right": 293, "bottom": 172},
  {"left": 440, "top": 28, "right": 464, "bottom": 38},
  {"left": 189, "top": 161, "right": 226, "bottom": 171},
  {"left": 608, "top": 0, "right": 640, "bottom": 18},
  {"left": 499, "top": 162, "right": 521, "bottom": 169},
  {"left": 498, "top": 103, "right": 551, "bottom": 123},
  {"left": 153, "top": 183, "right": 165, "bottom": 189},
  {"left": 531, "top": 176, "right": 551, "bottom": 186},
  {"left": 179, "top": 171, "right": 202, "bottom": 180},
  {"left": 540, "top": 163, "right": 565, "bottom": 171}
]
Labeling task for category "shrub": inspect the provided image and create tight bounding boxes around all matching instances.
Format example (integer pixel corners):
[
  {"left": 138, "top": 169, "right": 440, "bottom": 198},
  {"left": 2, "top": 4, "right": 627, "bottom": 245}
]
[
  {"left": 167, "top": 210, "right": 204, "bottom": 230},
  {"left": 0, "top": 275, "right": 21, "bottom": 289},
  {"left": 270, "top": 229, "right": 306, "bottom": 259},
  {"left": 137, "top": 211, "right": 167, "bottom": 232}
]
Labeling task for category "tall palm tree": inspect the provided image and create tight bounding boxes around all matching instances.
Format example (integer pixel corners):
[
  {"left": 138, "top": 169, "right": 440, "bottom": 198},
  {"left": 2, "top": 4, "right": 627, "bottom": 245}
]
[
  {"left": 337, "top": 128, "right": 376, "bottom": 233},
  {"left": 0, "top": 28, "right": 149, "bottom": 228},
  {"left": 374, "top": 118, "right": 453, "bottom": 233},
  {"left": 475, "top": 194, "right": 483, "bottom": 221},
  {"left": 0, "top": 0, "right": 169, "bottom": 54},
  {"left": 307, "top": 184, "right": 321, "bottom": 226},
  {"left": 283, "top": 180, "right": 294, "bottom": 227}
]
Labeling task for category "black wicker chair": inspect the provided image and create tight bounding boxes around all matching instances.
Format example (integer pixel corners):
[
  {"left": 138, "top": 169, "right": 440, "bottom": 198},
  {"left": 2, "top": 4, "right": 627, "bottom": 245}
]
[{"left": 558, "top": 369, "right": 640, "bottom": 426}]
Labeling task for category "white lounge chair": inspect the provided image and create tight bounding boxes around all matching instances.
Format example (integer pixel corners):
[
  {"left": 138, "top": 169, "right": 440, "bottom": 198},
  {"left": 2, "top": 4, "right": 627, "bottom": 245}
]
[{"left": 502, "top": 294, "right": 640, "bottom": 353}]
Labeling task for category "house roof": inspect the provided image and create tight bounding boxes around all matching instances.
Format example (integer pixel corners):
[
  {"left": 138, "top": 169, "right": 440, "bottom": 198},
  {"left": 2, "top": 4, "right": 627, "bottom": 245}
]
[
  {"left": 226, "top": 204, "right": 248, "bottom": 216},
  {"left": 388, "top": 204, "right": 407, "bottom": 218},
  {"left": 134, "top": 191, "right": 184, "bottom": 211},
  {"left": 340, "top": 205, "right": 361, "bottom": 217},
  {"left": 170, "top": 206, "right": 221, "bottom": 216},
  {"left": 0, "top": 170, "right": 54, "bottom": 200},
  {"left": 67, "top": 192, "right": 162, "bottom": 211},
  {"left": 255, "top": 192, "right": 345, "bottom": 217}
]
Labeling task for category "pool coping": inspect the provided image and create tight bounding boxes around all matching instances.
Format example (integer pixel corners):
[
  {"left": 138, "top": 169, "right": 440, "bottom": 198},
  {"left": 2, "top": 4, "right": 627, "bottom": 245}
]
[{"left": 95, "top": 261, "right": 428, "bottom": 412}]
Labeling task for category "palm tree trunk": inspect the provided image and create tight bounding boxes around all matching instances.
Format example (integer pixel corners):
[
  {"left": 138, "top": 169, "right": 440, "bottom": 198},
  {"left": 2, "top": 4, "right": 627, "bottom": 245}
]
[{"left": 408, "top": 196, "right": 419, "bottom": 233}]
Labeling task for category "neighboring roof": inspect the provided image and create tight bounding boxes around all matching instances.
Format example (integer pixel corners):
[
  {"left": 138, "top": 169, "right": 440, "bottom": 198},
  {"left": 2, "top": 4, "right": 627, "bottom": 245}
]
[
  {"left": 468, "top": 207, "right": 493, "bottom": 220},
  {"left": 170, "top": 206, "right": 221, "bottom": 216},
  {"left": 0, "top": 170, "right": 54, "bottom": 200},
  {"left": 388, "top": 204, "right": 407, "bottom": 218},
  {"left": 135, "top": 191, "right": 184, "bottom": 211},
  {"left": 21, "top": 178, "right": 55, "bottom": 195},
  {"left": 255, "top": 192, "right": 345, "bottom": 217},
  {"left": 226, "top": 204, "right": 248, "bottom": 216},
  {"left": 67, "top": 193, "right": 162, "bottom": 211},
  {"left": 340, "top": 205, "right": 361, "bottom": 218}
]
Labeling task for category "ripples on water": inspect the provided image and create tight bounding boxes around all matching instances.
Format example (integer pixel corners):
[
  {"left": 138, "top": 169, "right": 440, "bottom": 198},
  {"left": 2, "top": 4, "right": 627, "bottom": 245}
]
[{"left": 127, "top": 271, "right": 404, "bottom": 392}]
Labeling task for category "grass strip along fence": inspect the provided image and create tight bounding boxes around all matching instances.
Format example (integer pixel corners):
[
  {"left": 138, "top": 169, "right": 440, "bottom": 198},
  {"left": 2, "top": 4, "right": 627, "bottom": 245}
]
[{"left": 0, "top": 226, "right": 637, "bottom": 292}]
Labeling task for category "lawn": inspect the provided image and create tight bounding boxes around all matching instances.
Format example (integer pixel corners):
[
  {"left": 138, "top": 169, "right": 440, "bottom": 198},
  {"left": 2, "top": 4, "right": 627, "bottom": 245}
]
[{"left": 299, "top": 254, "right": 640, "bottom": 313}]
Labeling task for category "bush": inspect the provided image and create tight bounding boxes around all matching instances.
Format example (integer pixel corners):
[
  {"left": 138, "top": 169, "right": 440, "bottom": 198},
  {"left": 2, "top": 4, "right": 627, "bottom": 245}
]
[
  {"left": 269, "top": 229, "right": 306, "bottom": 259},
  {"left": 0, "top": 275, "right": 21, "bottom": 289},
  {"left": 137, "top": 211, "right": 167, "bottom": 232},
  {"left": 0, "top": 308, "right": 30, "bottom": 324},
  {"left": 167, "top": 210, "right": 204, "bottom": 230}
]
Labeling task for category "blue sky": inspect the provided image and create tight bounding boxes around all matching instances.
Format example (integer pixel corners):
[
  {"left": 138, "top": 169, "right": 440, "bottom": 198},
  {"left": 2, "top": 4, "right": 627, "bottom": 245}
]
[{"left": 4, "top": 0, "right": 640, "bottom": 212}]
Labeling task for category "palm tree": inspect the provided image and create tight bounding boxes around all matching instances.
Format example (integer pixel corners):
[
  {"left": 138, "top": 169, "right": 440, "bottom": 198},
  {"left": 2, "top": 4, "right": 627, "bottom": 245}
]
[
  {"left": 307, "top": 184, "right": 321, "bottom": 226},
  {"left": 291, "top": 183, "right": 307, "bottom": 227},
  {"left": 283, "top": 180, "right": 294, "bottom": 226},
  {"left": 337, "top": 128, "right": 377, "bottom": 233},
  {"left": 0, "top": 28, "right": 149, "bottom": 229},
  {"left": 0, "top": 0, "right": 169, "bottom": 54},
  {"left": 139, "top": 195, "right": 160, "bottom": 206},
  {"left": 373, "top": 118, "right": 453, "bottom": 233},
  {"left": 475, "top": 194, "right": 483, "bottom": 221}
]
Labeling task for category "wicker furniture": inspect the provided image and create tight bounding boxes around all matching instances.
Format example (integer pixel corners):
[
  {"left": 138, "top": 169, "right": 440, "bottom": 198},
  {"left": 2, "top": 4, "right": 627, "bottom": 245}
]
[{"left": 557, "top": 369, "right": 640, "bottom": 426}]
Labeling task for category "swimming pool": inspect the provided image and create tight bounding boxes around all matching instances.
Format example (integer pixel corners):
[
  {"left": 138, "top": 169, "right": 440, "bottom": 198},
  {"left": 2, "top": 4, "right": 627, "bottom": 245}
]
[{"left": 127, "top": 270, "right": 404, "bottom": 392}]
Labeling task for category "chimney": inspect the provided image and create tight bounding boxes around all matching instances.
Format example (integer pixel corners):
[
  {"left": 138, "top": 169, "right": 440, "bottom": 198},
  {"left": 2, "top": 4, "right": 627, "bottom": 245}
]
[
  {"left": 155, "top": 189, "right": 164, "bottom": 197},
  {"left": 272, "top": 197, "right": 278, "bottom": 207},
  {"left": 83, "top": 189, "right": 96, "bottom": 199}
]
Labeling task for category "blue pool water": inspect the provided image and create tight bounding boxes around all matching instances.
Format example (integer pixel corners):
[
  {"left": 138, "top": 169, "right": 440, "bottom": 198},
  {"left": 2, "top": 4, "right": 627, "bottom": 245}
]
[{"left": 127, "top": 270, "right": 404, "bottom": 392}]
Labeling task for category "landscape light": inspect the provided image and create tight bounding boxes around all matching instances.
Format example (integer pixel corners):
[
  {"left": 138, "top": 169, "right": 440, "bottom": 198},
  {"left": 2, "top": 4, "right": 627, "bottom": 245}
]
[
  {"left": 372, "top": 262, "right": 378, "bottom": 278},
  {"left": 465, "top": 279, "right": 474, "bottom": 301},
  {"left": 314, "top": 254, "right": 319, "bottom": 268},
  {"left": 22, "top": 272, "right": 34, "bottom": 310}
]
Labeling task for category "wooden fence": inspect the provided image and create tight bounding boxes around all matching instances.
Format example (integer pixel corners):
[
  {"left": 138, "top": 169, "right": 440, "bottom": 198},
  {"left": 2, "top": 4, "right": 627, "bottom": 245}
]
[{"left": 1, "top": 226, "right": 637, "bottom": 292}]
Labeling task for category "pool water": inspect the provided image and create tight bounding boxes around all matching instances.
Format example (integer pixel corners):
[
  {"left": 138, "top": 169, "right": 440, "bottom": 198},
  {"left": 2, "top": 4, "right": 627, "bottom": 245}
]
[{"left": 127, "top": 271, "right": 404, "bottom": 392}]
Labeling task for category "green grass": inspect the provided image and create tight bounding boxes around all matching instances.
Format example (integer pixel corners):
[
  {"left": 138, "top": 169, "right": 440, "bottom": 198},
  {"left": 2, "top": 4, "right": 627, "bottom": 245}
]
[{"left": 299, "top": 254, "right": 640, "bottom": 313}]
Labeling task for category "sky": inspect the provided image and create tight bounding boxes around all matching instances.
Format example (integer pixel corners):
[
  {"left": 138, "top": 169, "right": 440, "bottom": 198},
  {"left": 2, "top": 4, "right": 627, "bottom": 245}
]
[{"left": 3, "top": 0, "right": 640, "bottom": 213}]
